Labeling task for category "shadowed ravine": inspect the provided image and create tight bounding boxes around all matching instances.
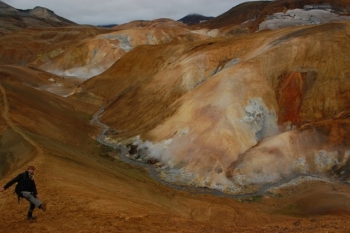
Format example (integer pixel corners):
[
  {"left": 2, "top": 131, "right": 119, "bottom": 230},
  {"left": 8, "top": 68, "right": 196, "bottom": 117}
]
[{"left": 91, "top": 108, "right": 337, "bottom": 199}]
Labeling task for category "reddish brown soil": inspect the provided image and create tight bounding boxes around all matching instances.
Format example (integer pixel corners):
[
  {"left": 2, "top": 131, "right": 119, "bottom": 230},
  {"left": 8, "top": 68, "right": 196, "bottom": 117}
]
[
  {"left": 1, "top": 42, "right": 350, "bottom": 233},
  {"left": 1, "top": 147, "right": 350, "bottom": 233}
]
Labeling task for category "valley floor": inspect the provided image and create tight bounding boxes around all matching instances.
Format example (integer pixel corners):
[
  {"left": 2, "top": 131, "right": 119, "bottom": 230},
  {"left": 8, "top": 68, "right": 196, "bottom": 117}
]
[{"left": 1, "top": 146, "right": 350, "bottom": 233}]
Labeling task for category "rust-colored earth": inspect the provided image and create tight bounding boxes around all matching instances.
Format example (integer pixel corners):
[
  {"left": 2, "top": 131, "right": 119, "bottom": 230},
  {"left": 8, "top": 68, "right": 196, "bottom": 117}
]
[
  {"left": 1, "top": 0, "right": 350, "bottom": 232},
  {"left": 1, "top": 145, "right": 350, "bottom": 233},
  {"left": 0, "top": 63, "right": 349, "bottom": 233}
]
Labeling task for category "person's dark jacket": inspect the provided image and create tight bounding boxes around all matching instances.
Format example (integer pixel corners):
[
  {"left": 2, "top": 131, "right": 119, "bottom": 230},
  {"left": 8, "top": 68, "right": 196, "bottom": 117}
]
[{"left": 2, "top": 171, "right": 38, "bottom": 196}]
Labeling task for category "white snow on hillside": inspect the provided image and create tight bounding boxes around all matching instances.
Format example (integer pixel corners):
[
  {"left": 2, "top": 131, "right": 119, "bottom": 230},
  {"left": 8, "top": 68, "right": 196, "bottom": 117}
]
[{"left": 259, "top": 8, "right": 350, "bottom": 31}]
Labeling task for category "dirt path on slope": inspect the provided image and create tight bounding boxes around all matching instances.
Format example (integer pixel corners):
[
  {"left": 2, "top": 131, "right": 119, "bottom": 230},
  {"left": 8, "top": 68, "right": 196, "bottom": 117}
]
[{"left": 0, "top": 83, "right": 45, "bottom": 170}]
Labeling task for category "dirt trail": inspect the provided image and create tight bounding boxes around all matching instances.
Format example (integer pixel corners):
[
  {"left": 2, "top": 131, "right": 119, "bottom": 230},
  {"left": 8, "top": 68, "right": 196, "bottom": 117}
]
[{"left": 0, "top": 83, "right": 45, "bottom": 170}]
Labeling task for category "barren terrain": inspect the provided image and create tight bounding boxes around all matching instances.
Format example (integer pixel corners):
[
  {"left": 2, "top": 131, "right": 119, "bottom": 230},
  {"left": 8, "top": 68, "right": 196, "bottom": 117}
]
[
  {"left": 1, "top": 0, "right": 350, "bottom": 232},
  {"left": 1, "top": 147, "right": 350, "bottom": 233},
  {"left": 1, "top": 77, "right": 349, "bottom": 232}
]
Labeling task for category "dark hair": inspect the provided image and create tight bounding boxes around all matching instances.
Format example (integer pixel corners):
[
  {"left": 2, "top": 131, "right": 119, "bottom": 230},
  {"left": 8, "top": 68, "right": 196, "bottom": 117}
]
[{"left": 27, "top": 166, "right": 35, "bottom": 171}]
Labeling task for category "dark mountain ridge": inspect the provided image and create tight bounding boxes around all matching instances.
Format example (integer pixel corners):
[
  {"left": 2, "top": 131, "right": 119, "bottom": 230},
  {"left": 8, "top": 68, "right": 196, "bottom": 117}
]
[
  {"left": 178, "top": 13, "right": 214, "bottom": 25},
  {"left": 0, "top": 0, "right": 77, "bottom": 35}
]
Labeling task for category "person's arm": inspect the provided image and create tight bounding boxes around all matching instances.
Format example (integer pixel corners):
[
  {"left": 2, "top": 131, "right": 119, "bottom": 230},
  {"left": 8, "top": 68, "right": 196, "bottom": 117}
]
[
  {"left": 2, "top": 173, "right": 23, "bottom": 191},
  {"left": 33, "top": 180, "right": 38, "bottom": 197}
]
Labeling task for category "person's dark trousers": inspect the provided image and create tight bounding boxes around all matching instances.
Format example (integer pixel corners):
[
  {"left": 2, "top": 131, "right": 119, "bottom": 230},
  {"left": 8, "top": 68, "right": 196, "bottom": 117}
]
[{"left": 27, "top": 203, "right": 36, "bottom": 220}]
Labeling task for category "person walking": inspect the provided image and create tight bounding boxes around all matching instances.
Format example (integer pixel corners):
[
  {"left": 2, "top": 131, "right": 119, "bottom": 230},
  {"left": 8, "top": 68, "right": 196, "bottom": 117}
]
[{"left": 1, "top": 165, "right": 46, "bottom": 220}]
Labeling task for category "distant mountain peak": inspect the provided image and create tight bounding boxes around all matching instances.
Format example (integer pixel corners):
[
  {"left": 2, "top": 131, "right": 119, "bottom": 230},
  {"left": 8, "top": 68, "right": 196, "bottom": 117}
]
[
  {"left": 0, "top": 1, "right": 77, "bottom": 34},
  {"left": 29, "top": 6, "right": 59, "bottom": 21},
  {"left": 187, "top": 13, "right": 203, "bottom": 16},
  {"left": 0, "top": 0, "right": 19, "bottom": 13},
  {"left": 178, "top": 13, "right": 214, "bottom": 25}
]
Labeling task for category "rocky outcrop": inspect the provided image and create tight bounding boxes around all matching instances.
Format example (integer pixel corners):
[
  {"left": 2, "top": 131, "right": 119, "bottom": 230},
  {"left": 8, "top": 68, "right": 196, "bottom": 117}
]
[{"left": 29, "top": 6, "right": 62, "bottom": 22}]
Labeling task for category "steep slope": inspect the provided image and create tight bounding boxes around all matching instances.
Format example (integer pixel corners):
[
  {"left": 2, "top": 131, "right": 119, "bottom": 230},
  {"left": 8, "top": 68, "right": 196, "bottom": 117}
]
[
  {"left": 0, "top": 72, "right": 99, "bottom": 173},
  {"left": 145, "top": 22, "right": 350, "bottom": 191},
  {"left": 0, "top": 83, "right": 35, "bottom": 177},
  {"left": 1, "top": 0, "right": 350, "bottom": 232},
  {"left": 36, "top": 26, "right": 209, "bottom": 79},
  {"left": 0, "top": 65, "right": 83, "bottom": 96},
  {"left": 0, "top": 26, "right": 112, "bottom": 66},
  {"left": 74, "top": 20, "right": 350, "bottom": 193},
  {"left": 1, "top": 71, "right": 350, "bottom": 233}
]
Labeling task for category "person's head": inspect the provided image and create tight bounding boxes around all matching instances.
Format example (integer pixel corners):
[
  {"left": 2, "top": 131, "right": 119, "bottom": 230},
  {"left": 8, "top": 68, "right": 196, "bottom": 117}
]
[{"left": 27, "top": 166, "right": 35, "bottom": 174}]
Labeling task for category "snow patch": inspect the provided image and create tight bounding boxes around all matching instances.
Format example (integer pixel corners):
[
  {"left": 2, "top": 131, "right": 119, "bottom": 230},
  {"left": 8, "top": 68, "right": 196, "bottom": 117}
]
[{"left": 259, "top": 8, "right": 350, "bottom": 31}]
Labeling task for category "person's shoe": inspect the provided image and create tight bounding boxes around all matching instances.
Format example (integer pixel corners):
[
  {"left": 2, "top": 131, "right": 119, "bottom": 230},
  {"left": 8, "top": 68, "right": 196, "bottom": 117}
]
[
  {"left": 40, "top": 203, "right": 47, "bottom": 212},
  {"left": 27, "top": 212, "right": 37, "bottom": 220},
  {"left": 27, "top": 216, "right": 37, "bottom": 220}
]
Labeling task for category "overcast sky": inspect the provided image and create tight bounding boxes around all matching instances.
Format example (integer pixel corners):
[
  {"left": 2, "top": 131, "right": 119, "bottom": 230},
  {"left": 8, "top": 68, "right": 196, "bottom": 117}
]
[{"left": 2, "top": 0, "right": 256, "bottom": 25}]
